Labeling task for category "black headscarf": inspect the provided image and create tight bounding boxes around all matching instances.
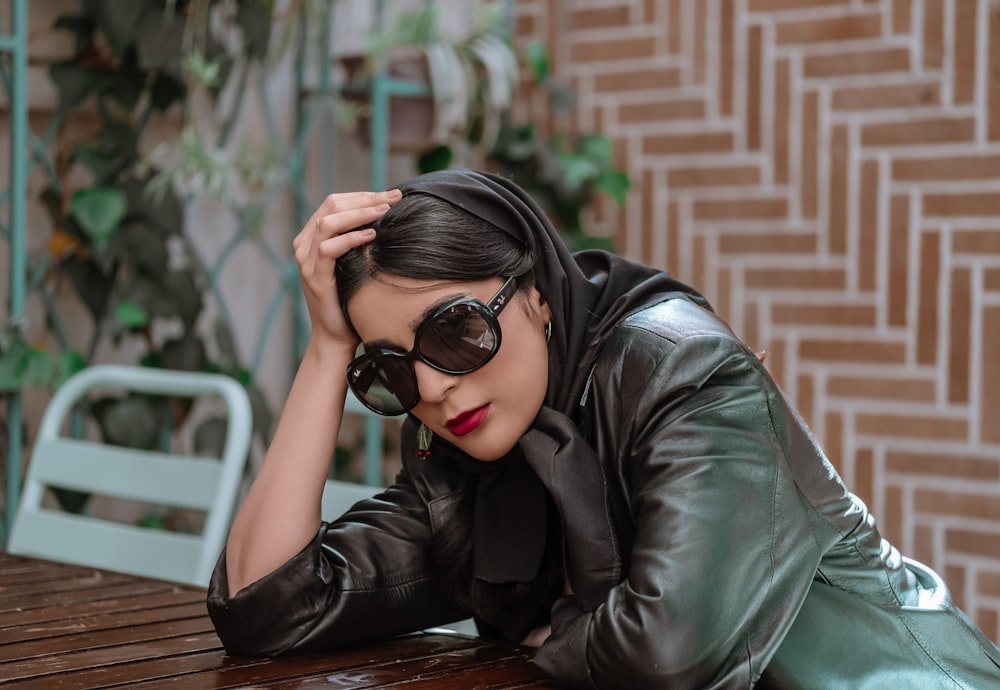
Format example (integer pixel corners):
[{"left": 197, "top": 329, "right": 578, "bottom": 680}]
[{"left": 397, "top": 169, "right": 709, "bottom": 609}]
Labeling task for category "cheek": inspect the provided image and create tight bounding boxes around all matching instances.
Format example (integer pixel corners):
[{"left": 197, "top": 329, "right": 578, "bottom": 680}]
[{"left": 495, "top": 321, "right": 549, "bottom": 403}]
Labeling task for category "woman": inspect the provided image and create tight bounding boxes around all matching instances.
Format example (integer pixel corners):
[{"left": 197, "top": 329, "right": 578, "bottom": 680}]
[{"left": 208, "top": 169, "right": 1000, "bottom": 688}]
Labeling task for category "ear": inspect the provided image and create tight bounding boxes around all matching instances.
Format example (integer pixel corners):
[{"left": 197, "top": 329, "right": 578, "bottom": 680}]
[{"left": 523, "top": 285, "right": 551, "bottom": 325}]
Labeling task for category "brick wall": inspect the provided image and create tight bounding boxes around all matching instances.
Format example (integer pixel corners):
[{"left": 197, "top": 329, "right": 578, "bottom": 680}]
[{"left": 514, "top": 0, "right": 1000, "bottom": 642}]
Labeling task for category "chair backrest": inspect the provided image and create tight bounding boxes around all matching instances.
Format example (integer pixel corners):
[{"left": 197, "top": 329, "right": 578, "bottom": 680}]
[
  {"left": 8, "top": 365, "right": 252, "bottom": 587},
  {"left": 321, "top": 479, "right": 381, "bottom": 521},
  {"left": 322, "top": 392, "right": 387, "bottom": 520}
]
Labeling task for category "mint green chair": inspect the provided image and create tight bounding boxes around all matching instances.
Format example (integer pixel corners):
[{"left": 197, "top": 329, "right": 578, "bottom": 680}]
[{"left": 8, "top": 365, "right": 252, "bottom": 587}]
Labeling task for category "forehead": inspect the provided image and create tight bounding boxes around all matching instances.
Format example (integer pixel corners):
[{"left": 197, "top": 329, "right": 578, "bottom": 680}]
[{"left": 346, "top": 276, "right": 498, "bottom": 342}]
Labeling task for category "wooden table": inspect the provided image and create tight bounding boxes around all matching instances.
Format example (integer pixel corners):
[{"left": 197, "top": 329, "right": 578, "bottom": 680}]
[{"left": 0, "top": 552, "right": 557, "bottom": 689}]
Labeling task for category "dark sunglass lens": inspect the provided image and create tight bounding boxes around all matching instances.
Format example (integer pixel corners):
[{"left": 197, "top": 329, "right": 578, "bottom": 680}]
[
  {"left": 421, "top": 305, "right": 498, "bottom": 373},
  {"left": 349, "top": 354, "right": 416, "bottom": 415}
]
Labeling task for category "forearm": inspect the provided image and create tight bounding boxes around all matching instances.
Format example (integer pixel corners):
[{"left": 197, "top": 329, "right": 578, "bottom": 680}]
[{"left": 225, "top": 339, "right": 355, "bottom": 594}]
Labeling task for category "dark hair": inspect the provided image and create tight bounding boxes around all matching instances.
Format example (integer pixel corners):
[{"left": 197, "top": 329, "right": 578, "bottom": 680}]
[{"left": 336, "top": 193, "right": 535, "bottom": 314}]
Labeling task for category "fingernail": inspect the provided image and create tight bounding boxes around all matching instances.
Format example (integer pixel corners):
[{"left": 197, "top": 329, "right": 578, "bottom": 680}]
[
  {"left": 385, "top": 189, "right": 402, "bottom": 198},
  {"left": 375, "top": 203, "right": 390, "bottom": 211}
]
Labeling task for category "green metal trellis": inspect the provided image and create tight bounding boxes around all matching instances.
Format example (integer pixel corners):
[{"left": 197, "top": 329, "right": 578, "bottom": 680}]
[{"left": 1, "top": 0, "right": 27, "bottom": 544}]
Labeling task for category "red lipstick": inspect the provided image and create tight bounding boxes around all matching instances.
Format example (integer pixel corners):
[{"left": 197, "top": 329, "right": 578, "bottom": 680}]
[{"left": 446, "top": 404, "right": 490, "bottom": 437}]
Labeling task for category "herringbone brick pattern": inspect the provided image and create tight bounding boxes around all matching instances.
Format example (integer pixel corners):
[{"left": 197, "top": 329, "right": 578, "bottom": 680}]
[{"left": 515, "top": 0, "right": 1000, "bottom": 642}]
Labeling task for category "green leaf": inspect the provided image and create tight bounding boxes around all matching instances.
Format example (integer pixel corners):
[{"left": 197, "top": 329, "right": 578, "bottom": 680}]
[
  {"left": 134, "top": 7, "right": 186, "bottom": 75},
  {"left": 137, "top": 513, "right": 168, "bottom": 529},
  {"left": 186, "top": 48, "right": 226, "bottom": 89},
  {"left": 556, "top": 153, "right": 600, "bottom": 189},
  {"left": 61, "top": 255, "right": 113, "bottom": 320},
  {"left": 523, "top": 41, "right": 549, "bottom": 84},
  {"left": 417, "top": 145, "right": 453, "bottom": 173},
  {"left": 149, "top": 72, "right": 187, "bottom": 111},
  {"left": 595, "top": 170, "right": 631, "bottom": 208},
  {"left": 213, "top": 321, "right": 240, "bottom": 375},
  {"left": 547, "top": 80, "right": 576, "bottom": 116},
  {"left": 95, "top": 0, "right": 156, "bottom": 58},
  {"left": 38, "top": 187, "right": 63, "bottom": 225},
  {"left": 120, "top": 220, "right": 169, "bottom": 279},
  {"left": 72, "top": 143, "right": 121, "bottom": 184},
  {"left": 163, "top": 271, "right": 203, "bottom": 332},
  {"left": 51, "top": 488, "right": 90, "bottom": 514},
  {"left": 55, "top": 350, "right": 87, "bottom": 388},
  {"left": 160, "top": 334, "right": 206, "bottom": 372},
  {"left": 48, "top": 61, "right": 109, "bottom": 113},
  {"left": 566, "top": 232, "right": 616, "bottom": 253},
  {"left": 70, "top": 187, "right": 127, "bottom": 248},
  {"left": 99, "top": 395, "right": 160, "bottom": 450},
  {"left": 106, "top": 70, "right": 146, "bottom": 112},
  {"left": 23, "top": 348, "right": 56, "bottom": 387},
  {"left": 0, "top": 342, "right": 55, "bottom": 391},
  {"left": 53, "top": 13, "right": 96, "bottom": 42},
  {"left": 122, "top": 174, "right": 183, "bottom": 234},
  {"left": 194, "top": 416, "right": 228, "bottom": 458},
  {"left": 578, "top": 135, "right": 613, "bottom": 163},
  {"left": 113, "top": 300, "right": 149, "bottom": 328}
]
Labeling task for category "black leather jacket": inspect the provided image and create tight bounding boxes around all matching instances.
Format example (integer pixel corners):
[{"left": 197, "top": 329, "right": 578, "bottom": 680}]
[{"left": 208, "top": 298, "right": 1000, "bottom": 689}]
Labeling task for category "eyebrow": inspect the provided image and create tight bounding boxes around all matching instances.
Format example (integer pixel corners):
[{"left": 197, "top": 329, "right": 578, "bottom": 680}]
[
  {"left": 363, "top": 291, "right": 468, "bottom": 352},
  {"left": 407, "top": 293, "right": 465, "bottom": 332}
]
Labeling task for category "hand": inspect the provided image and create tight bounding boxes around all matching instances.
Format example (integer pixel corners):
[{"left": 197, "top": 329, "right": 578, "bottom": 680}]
[{"left": 293, "top": 189, "right": 401, "bottom": 349}]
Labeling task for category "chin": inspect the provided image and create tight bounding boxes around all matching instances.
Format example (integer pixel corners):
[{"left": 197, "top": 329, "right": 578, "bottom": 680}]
[{"left": 458, "top": 435, "right": 519, "bottom": 462}]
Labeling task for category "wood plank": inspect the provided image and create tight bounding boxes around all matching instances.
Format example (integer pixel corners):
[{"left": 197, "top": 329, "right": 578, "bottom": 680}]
[
  {"left": 0, "top": 588, "right": 204, "bottom": 630},
  {"left": 0, "top": 650, "right": 258, "bottom": 690},
  {"left": 0, "top": 630, "right": 223, "bottom": 682},
  {"left": 0, "top": 559, "right": 92, "bottom": 585},
  {"left": 0, "top": 578, "right": 176, "bottom": 613},
  {"left": 0, "top": 601, "right": 207, "bottom": 644},
  {"left": 0, "top": 570, "right": 137, "bottom": 601},
  {"left": 0, "top": 616, "right": 214, "bottom": 663}
]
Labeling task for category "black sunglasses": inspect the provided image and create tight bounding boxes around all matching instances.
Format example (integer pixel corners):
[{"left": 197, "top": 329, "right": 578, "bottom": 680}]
[{"left": 346, "top": 276, "right": 519, "bottom": 416}]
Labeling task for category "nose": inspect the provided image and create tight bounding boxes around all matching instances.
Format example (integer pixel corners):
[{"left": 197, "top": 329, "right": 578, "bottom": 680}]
[{"left": 412, "top": 360, "right": 458, "bottom": 405}]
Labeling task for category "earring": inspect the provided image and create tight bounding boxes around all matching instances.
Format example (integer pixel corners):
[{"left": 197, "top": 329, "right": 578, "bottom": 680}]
[
  {"left": 544, "top": 321, "right": 552, "bottom": 343},
  {"left": 416, "top": 423, "right": 432, "bottom": 460}
]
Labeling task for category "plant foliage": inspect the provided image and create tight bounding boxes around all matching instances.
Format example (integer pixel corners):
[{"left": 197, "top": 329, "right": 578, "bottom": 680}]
[
  {"left": 1, "top": 0, "right": 279, "bottom": 512},
  {"left": 488, "top": 41, "right": 630, "bottom": 251}
]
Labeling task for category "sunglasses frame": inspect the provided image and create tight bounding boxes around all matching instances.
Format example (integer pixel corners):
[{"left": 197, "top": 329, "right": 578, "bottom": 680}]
[{"left": 346, "top": 276, "right": 519, "bottom": 415}]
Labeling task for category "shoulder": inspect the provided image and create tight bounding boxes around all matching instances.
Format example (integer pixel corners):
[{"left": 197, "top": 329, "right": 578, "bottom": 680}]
[
  {"left": 619, "top": 297, "right": 739, "bottom": 345},
  {"left": 595, "top": 297, "right": 746, "bottom": 373},
  {"left": 584, "top": 297, "right": 764, "bottom": 409}
]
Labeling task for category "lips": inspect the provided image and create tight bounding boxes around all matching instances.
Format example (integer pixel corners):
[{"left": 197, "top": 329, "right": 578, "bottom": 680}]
[{"left": 445, "top": 404, "right": 490, "bottom": 437}]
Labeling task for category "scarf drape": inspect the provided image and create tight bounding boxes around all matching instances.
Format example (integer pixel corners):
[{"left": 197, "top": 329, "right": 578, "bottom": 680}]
[{"left": 397, "top": 169, "right": 709, "bottom": 609}]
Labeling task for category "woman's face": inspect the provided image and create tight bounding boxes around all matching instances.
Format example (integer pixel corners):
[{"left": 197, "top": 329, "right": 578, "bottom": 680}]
[{"left": 346, "top": 275, "right": 551, "bottom": 461}]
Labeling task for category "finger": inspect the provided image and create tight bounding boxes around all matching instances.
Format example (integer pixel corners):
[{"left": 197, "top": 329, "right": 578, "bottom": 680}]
[
  {"left": 316, "top": 227, "right": 376, "bottom": 261},
  {"left": 296, "top": 202, "right": 387, "bottom": 262},
  {"left": 314, "top": 203, "right": 390, "bottom": 239},
  {"left": 306, "top": 189, "right": 401, "bottom": 230}
]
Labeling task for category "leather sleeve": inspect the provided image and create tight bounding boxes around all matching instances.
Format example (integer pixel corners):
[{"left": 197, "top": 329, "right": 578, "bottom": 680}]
[
  {"left": 206, "top": 472, "right": 469, "bottom": 657},
  {"left": 535, "top": 324, "right": 829, "bottom": 689}
]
